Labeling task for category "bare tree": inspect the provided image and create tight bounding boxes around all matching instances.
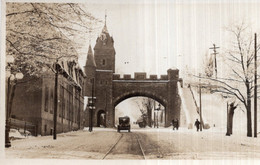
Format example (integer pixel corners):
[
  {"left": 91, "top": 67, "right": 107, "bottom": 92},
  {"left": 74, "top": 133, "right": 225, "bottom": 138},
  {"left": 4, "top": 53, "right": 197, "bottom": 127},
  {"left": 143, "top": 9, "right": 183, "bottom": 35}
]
[
  {"left": 5, "top": 3, "right": 101, "bottom": 134},
  {"left": 6, "top": 3, "right": 101, "bottom": 77},
  {"left": 142, "top": 98, "right": 154, "bottom": 127},
  {"left": 226, "top": 101, "right": 238, "bottom": 136},
  {"left": 204, "top": 50, "right": 214, "bottom": 78},
  {"left": 202, "top": 22, "right": 260, "bottom": 137},
  {"left": 135, "top": 97, "right": 154, "bottom": 127}
]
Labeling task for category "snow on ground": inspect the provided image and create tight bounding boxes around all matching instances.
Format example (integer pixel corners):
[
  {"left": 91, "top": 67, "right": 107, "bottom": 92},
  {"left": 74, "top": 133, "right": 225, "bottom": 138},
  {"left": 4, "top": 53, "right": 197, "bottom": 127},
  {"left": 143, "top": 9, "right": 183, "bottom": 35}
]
[
  {"left": 6, "top": 128, "right": 121, "bottom": 159},
  {"left": 187, "top": 87, "right": 257, "bottom": 136},
  {"left": 5, "top": 126, "right": 260, "bottom": 160},
  {"left": 5, "top": 85, "right": 260, "bottom": 160},
  {"left": 178, "top": 84, "right": 200, "bottom": 128},
  {"left": 136, "top": 127, "right": 260, "bottom": 159}
]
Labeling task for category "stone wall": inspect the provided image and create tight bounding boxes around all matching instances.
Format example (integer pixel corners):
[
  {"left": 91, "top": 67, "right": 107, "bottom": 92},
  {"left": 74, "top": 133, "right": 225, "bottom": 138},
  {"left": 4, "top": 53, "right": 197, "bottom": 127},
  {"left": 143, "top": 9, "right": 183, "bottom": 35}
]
[{"left": 86, "top": 68, "right": 181, "bottom": 128}]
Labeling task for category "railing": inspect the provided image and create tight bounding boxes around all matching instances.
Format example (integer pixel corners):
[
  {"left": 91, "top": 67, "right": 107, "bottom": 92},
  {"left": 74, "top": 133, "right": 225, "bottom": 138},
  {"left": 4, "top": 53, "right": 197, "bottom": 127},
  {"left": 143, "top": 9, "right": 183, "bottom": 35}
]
[{"left": 10, "top": 118, "right": 38, "bottom": 136}]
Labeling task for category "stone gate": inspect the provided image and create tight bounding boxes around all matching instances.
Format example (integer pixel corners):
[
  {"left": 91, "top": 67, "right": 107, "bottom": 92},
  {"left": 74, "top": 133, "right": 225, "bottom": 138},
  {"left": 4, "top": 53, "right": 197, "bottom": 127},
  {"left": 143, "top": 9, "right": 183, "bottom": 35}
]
[{"left": 84, "top": 19, "right": 181, "bottom": 128}]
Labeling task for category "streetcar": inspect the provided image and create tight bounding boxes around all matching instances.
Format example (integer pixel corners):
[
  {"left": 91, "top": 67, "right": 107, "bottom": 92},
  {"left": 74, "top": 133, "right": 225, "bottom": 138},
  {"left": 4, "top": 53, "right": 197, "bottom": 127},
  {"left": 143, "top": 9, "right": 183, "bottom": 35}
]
[{"left": 117, "top": 116, "right": 131, "bottom": 132}]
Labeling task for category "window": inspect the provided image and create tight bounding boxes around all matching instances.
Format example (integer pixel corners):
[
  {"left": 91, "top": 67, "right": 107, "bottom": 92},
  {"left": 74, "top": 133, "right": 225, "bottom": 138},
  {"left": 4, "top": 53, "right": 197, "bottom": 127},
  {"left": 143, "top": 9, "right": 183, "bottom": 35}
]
[
  {"left": 75, "top": 103, "right": 78, "bottom": 123},
  {"left": 102, "top": 59, "right": 106, "bottom": 66},
  {"left": 67, "top": 100, "right": 69, "bottom": 120},
  {"left": 64, "top": 90, "right": 67, "bottom": 119},
  {"left": 50, "top": 90, "right": 54, "bottom": 114},
  {"left": 44, "top": 86, "right": 49, "bottom": 112},
  {"left": 67, "top": 85, "right": 73, "bottom": 121},
  {"left": 59, "top": 85, "right": 64, "bottom": 117},
  {"left": 44, "top": 125, "right": 47, "bottom": 135},
  {"left": 62, "top": 98, "right": 65, "bottom": 119}
]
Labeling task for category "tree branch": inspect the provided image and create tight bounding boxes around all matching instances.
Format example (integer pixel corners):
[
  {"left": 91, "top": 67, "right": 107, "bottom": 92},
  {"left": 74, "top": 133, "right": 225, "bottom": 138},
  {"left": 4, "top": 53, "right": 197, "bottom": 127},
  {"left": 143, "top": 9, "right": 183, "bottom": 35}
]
[{"left": 198, "top": 75, "right": 246, "bottom": 105}]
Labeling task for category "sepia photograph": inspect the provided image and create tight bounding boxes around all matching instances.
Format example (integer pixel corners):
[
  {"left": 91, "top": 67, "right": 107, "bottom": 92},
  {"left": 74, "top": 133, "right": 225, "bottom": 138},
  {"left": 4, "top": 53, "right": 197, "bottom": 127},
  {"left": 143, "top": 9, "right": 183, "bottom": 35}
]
[{"left": 2, "top": 0, "right": 260, "bottom": 164}]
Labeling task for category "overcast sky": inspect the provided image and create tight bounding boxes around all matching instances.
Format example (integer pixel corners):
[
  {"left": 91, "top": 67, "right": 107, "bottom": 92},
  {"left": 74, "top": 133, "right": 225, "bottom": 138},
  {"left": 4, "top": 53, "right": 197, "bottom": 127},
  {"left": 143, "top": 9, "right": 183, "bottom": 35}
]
[{"left": 76, "top": 0, "right": 260, "bottom": 78}]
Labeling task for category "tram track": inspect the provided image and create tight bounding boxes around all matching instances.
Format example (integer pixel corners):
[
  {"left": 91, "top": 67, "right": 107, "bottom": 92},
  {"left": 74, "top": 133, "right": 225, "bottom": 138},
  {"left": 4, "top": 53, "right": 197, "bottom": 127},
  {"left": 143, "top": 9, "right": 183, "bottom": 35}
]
[
  {"left": 102, "top": 132, "right": 146, "bottom": 160},
  {"left": 20, "top": 130, "right": 162, "bottom": 159},
  {"left": 102, "top": 133, "right": 124, "bottom": 159},
  {"left": 134, "top": 132, "right": 164, "bottom": 159},
  {"left": 133, "top": 133, "right": 146, "bottom": 160}
]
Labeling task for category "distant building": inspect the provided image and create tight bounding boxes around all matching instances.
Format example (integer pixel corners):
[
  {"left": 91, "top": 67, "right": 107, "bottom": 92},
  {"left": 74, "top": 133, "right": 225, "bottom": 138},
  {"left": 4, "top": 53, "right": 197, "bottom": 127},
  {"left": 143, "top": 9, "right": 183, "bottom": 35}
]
[{"left": 12, "top": 60, "right": 85, "bottom": 136}]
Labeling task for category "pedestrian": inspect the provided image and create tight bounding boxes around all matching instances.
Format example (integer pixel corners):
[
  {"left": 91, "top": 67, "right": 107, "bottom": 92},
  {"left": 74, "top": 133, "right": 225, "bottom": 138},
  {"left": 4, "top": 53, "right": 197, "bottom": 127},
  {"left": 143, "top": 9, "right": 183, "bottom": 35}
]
[
  {"left": 175, "top": 119, "right": 179, "bottom": 130},
  {"left": 194, "top": 119, "right": 200, "bottom": 132},
  {"left": 172, "top": 119, "right": 175, "bottom": 130}
]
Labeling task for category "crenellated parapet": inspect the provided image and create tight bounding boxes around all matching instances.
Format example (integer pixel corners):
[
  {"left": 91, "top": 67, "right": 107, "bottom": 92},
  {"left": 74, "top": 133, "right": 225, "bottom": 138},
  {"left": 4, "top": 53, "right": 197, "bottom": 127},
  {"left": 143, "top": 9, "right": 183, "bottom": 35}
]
[
  {"left": 160, "top": 75, "right": 168, "bottom": 80},
  {"left": 112, "top": 69, "right": 179, "bottom": 81}
]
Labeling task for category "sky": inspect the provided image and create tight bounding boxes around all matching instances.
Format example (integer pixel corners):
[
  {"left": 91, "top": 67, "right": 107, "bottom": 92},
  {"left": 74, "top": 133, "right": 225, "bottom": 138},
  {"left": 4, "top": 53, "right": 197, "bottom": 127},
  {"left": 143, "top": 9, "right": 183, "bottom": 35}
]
[
  {"left": 2, "top": 0, "right": 260, "bottom": 126},
  {"left": 76, "top": 0, "right": 260, "bottom": 78},
  {"left": 74, "top": 0, "right": 260, "bottom": 118}
]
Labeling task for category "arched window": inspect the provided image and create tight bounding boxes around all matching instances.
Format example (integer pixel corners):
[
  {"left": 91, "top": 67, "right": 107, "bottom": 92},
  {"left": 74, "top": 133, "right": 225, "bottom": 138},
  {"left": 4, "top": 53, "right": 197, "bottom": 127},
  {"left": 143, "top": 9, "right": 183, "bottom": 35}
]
[{"left": 44, "top": 86, "right": 49, "bottom": 112}]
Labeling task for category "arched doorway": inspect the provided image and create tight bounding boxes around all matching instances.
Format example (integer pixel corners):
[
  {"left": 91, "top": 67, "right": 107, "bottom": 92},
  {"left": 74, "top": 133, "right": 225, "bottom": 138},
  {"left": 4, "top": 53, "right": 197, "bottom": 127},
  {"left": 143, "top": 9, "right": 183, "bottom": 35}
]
[{"left": 97, "top": 110, "right": 106, "bottom": 127}]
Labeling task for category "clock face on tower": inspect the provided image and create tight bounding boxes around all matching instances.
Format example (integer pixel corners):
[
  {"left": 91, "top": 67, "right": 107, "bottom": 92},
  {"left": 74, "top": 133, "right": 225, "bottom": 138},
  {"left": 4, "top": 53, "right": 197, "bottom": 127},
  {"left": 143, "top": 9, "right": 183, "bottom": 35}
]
[{"left": 100, "top": 33, "right": 107, "bottom": 41}]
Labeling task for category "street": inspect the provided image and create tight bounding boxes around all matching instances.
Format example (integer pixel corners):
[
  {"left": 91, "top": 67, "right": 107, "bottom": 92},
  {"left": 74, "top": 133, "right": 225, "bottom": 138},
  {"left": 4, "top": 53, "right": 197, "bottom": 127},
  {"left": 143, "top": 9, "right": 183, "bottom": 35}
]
[{"left": 5, "top": 127, "right": 260, "bottom": 160}]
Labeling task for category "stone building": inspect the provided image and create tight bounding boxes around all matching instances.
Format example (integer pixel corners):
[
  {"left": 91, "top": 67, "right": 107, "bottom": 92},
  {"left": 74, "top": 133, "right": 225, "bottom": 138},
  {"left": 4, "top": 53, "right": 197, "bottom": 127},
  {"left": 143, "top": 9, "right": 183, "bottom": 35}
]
[
  {"left": 84, "top": 19, "right": 181, "bottom": 128},
  {"left": 84, "top": 21, "right": 115, "bottom": 128},
  {"left": 12, "top": 60, "right": 85, "bottom": 136}
]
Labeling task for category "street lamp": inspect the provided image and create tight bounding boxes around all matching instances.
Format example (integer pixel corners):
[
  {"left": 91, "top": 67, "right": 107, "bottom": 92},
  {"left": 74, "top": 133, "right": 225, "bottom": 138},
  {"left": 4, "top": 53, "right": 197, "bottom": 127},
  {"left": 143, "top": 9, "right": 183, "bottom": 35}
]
[
  {"left": 53, "top": 59, "right": 59, "bottom": 140},
  {"left": 5, "top": 55, "right": 24, "bottom": 148},
  {"left": 88, "top": 78, "right": 96, "bottom": 132},
  {"left": 199, "top": 73, "right": 202, "bottom": 131}
]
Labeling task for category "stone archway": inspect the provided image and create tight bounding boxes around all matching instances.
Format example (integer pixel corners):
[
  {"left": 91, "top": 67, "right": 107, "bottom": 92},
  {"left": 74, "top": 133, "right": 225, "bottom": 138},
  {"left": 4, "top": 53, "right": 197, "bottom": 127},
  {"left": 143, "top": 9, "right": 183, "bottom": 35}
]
[
  {"left": 113, "top": 93, "right": 167, "bottom": 127},
  {"left": 87, "top": 69, "right": 181, "bottom": 128},
  {"left": 113, "top": 91, "right": 167, "bottom": 108},
  {"left": 97, "top": 110, "right": 106, "bottom": 127},
  {"left": 114, "top": 95, "right": 166, "bottom": 128}
]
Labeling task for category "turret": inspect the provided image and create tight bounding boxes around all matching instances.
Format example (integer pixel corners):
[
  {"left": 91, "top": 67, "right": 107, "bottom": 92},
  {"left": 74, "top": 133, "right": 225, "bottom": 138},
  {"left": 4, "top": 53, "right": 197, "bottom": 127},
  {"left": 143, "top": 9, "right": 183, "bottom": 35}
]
[
  {"left": 94, "top": 14, "right": 116, "bottom": 72},
  {"left": 84, "top": 45, "right": 96, "bottom": 97}
]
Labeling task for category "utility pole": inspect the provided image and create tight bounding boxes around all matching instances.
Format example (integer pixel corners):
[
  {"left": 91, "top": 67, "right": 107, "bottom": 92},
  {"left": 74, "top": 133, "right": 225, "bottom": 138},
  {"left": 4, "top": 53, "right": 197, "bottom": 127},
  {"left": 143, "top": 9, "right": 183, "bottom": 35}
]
[
  {"left": 105, "top": 89, "right": 107, "bottom": 127},
  {"left": 199, "top": 73, "right": 202, "bottom": 131},
  {"left": 154, "top": 100, "right": 156, "bottom": 128},
  {"left": 78, "top": 88, "right": 81, "bottom": 130},
  {"left": 209, "top": 44, "right": 220, "bottom": 79},
  {"left": 53, "top": 59, "right": 58, "bottom": 140},
  {"left": 254, "top": 33, "right": 257, "bottom": 138},
  {"left": 5, "top": 77, "right": 11, "bottom": 147}
]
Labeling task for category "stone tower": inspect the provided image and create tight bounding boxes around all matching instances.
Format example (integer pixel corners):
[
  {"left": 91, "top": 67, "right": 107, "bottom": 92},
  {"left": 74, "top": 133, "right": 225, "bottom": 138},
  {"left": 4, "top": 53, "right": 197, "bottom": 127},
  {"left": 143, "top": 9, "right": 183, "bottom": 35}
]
[
  {"left": 84, "top": 15, "right": 181, "bottom": 128},
  {"left": 88, "top": 14, "right": 115, "bottom": 127},
  {"left": 93, "top": 19, "right": 116, "bottom": 72}
]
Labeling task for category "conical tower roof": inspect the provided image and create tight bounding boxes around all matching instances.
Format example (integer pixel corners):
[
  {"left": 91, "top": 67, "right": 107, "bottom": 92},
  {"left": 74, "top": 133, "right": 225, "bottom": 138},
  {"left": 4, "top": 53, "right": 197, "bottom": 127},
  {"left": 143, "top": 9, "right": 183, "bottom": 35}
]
[
  {"left": 94, "top": 14, "right": 115, "bottom": 50},
  {"left": 102, "top": 24, "right": 108, "bottom": 34},
  {"left": 102, "top": 11, "right": 109, "bottom": 34},
  {"left": 85, "top": 45, "right": 96, "bottom": 67}
]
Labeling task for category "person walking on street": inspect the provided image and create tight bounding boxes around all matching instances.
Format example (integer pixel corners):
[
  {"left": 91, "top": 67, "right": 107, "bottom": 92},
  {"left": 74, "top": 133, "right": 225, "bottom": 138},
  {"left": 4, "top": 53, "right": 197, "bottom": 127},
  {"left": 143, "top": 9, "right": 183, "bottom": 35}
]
[
  {"left": 172, "top": 119, "right": 179, "bottom": 130},
  {"left": 172, "top": 119, "right": 176, "bottom": 130},
  {"left": 194, "top": 119, "right": 200, "bottom": 132},
  {"left": 175, "top": 119, "right": 179, "bottom": 130}
]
